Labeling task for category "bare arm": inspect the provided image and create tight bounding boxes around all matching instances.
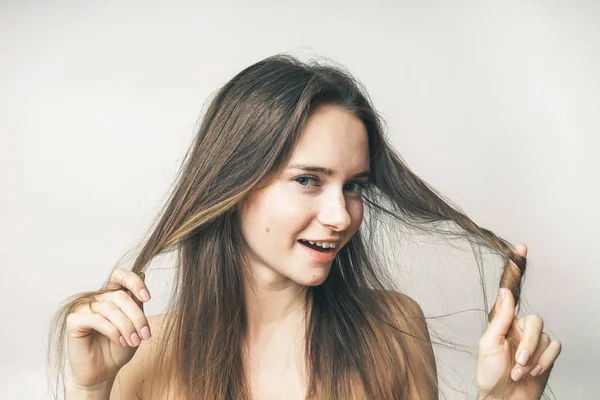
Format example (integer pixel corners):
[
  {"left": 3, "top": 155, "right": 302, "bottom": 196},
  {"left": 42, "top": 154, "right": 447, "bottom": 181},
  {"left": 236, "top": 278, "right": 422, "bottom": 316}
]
[{"left": 394, "top": 293, "right": 438, "bottom": 400}]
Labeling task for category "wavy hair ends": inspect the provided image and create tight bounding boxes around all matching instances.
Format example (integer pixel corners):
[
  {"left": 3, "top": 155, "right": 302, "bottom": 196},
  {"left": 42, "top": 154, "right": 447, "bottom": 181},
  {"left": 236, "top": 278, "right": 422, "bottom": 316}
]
[{"left": 48, "top": 53, "right": 536, "bottom": 400}]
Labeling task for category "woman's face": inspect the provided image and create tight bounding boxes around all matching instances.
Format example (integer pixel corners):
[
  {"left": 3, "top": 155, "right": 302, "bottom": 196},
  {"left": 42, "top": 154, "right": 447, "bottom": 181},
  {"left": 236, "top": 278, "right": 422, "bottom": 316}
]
[{"left": 238, "top": 104, "right": 370, "bottom": 288}]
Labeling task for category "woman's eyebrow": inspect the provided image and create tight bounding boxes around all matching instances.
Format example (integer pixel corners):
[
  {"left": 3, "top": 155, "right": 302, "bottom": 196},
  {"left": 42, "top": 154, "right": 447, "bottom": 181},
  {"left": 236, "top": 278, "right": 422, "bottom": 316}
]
[{"left": 287, "top": 163, "right": 370, "bottom": 179}]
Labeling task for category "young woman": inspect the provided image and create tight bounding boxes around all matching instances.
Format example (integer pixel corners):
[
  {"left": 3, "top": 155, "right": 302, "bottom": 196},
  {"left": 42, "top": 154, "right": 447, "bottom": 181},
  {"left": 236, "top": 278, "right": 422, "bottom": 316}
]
[{"left": 49, "top": 54, "right": 562, "bottom": 399}]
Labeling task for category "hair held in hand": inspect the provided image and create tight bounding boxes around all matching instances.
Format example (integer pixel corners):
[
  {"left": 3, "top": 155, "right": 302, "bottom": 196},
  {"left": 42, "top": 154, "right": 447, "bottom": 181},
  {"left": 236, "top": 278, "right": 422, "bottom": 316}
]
[{"left": 48, "top": 54, "right": 528, "bottom": 399}]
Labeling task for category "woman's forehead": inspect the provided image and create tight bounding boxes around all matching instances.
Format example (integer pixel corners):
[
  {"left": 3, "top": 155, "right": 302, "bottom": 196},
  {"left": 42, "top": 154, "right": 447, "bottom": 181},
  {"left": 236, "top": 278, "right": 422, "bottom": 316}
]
[{"left": 289, "top": 105, "right": 370, "bottom": 172}]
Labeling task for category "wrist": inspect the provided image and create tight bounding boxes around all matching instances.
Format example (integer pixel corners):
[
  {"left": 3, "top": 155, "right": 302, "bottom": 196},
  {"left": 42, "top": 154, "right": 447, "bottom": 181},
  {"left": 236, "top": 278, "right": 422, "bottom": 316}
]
[{"left": 66, "top": 376, "right": 115, "bottom": 400}]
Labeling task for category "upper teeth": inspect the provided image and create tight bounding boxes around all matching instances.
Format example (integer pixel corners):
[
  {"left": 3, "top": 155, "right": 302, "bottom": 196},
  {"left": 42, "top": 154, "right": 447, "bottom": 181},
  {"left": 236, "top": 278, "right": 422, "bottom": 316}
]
[{"left": 308, "top": 241, "right": 337, "bottom": 249}]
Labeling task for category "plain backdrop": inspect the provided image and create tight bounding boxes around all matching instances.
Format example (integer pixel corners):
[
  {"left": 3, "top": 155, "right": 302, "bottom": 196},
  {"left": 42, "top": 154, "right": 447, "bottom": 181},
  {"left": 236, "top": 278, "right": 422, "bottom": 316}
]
[{"left": 1, "top": 0, "right": 598, "bottom": 398}]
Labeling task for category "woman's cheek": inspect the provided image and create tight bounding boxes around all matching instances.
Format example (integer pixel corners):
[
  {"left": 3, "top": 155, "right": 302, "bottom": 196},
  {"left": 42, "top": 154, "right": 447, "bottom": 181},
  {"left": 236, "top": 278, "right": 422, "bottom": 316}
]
[
  {"left": 280, "top": 187, "right": 314, "bottom": 214},
  {"left": 349, "top": 199, "right": 364, "bottom": 229}
]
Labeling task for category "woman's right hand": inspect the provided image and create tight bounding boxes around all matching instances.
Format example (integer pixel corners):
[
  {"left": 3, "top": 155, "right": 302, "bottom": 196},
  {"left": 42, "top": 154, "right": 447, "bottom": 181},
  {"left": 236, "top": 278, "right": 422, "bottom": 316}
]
[{"left": 65, "top": 268, "right": 152, "bottom": 389}]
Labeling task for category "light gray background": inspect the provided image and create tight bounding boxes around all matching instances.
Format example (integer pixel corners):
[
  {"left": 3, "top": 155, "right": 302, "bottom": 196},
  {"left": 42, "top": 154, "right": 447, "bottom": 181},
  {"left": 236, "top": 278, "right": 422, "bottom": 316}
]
[{"left": 1, "top": 1, "right": 598, "bottom": 398}]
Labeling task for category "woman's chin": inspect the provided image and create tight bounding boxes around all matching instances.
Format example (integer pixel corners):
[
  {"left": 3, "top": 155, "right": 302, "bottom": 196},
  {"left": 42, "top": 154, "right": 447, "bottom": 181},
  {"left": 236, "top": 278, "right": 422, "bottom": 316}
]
[{"left": 293, "top": 269, "right": 330, "bottom": 287}]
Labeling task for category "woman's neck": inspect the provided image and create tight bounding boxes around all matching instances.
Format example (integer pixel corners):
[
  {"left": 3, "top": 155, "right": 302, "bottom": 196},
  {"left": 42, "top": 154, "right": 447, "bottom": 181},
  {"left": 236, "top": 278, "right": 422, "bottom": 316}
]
[{"left": 243, "top": 274, "right": 309, "bottom": 342}]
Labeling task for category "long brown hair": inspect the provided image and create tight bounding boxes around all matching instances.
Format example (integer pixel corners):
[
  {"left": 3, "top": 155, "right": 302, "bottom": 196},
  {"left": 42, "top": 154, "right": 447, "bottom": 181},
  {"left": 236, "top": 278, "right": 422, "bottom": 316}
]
[{"left": 48, "top": 54, "right": 533, "bottom": 399}]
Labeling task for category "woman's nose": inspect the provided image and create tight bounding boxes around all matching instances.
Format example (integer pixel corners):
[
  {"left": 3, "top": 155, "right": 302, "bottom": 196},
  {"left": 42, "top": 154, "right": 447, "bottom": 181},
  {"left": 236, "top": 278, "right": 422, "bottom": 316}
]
[{"left": 317, "top": 192, "right": 351, "bottom": 231}]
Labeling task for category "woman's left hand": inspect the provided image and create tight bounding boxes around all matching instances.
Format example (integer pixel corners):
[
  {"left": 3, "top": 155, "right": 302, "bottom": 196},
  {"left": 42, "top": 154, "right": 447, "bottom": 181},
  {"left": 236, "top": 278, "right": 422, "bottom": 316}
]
[{"left": 476, "top": 244, "right": 562, "bottom": 400}]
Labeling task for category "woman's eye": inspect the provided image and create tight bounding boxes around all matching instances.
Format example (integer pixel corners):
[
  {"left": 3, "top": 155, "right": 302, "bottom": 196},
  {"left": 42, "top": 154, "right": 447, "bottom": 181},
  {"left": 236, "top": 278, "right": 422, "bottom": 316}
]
[
  {"left": 344, "top": 182, "right": 364, "bottom": 193},
  {"left": 295, "top": 176, "right": 319, "bottom": 187}
]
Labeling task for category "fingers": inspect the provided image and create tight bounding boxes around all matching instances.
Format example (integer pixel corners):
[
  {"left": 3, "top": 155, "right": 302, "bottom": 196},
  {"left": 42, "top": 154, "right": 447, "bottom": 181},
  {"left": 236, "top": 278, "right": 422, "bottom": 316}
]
[
  {"left": 529, "top": 339, "right": 562, "bottom": 377},
  {"left": 90, "top": 290, "right": 151, "bottom": 346},
  {"left": 514, "top": 243, "right": 527, "bottom": 257},
  {"left": 510, "top": 314, "right": 562, "bottom": 382},
  {"left": 106, "top": 268, "right": 151, "bottom": 303},
  {"left": 480, "top": 242, "right": 526, "bottom": 347},
  {"left": 492, "top": 244, "right": 562, "bottom": 382},
  {"left": 66, "top": 312, "right": 124, "bottom": 347},
  {"left": 480, "top": 288, "right": 515, "bottom": 347},
  {"left": 511, "top": 330, "right": 550, "bottom": 381},
  {"left": 514, "top": 314, "right": 544, "bottom": 366}
]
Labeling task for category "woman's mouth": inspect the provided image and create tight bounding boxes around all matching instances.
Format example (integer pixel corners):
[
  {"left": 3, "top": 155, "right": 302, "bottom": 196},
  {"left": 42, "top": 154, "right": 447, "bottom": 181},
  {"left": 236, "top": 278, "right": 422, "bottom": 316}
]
[
  {"left": 298, "top": 240, "right": 335, "bottom": 253},
  {"left": 298, "top": 240, "right": 339, "bottom": 263}
]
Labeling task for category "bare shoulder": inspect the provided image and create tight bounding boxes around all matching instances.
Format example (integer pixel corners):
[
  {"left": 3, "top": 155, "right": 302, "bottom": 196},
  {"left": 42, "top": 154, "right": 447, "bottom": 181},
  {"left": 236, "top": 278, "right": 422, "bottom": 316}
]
[
  {"left": 110, "top": 314, "right": 170, "bottom": 399},
  {"left": 379, "top": 290, "right": 438, "bottom": 399},
  {"left": 389, "top": 291, "right": 430, "bottom": 337},
  {"left": 392, "top": 291, "right": 427, "bottom": 322},
  {"left": 374, "top": 290, "right": 427, "bottom": 321},
  {"left": 388, "top": 291, "right": 423, "bottom": 311}
]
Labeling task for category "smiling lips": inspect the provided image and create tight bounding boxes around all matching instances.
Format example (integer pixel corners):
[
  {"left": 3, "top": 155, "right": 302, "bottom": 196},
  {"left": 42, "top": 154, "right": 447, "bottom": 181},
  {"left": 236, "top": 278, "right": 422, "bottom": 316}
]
[{"left": 298, "top": 240, "right": 339, "bottom": 263}]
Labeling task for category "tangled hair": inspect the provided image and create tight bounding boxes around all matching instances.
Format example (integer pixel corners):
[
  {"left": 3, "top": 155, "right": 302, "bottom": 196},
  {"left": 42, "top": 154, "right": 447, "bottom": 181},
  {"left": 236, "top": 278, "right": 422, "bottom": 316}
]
[{"left": 48, "top": 54, "right": 547, "bottom": 399}]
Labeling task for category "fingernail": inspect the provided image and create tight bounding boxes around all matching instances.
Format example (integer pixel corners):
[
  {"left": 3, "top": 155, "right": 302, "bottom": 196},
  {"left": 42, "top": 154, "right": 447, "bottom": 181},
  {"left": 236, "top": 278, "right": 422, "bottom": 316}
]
[
  {"left": 530, "top": 364, "right": 543, "bottom": 377},
  {"left": 517, "top": 349, "right": 530, "bottom": 366},
  {"left": 511, "top": 367, "right": 524, "bottom": 381},
  {"left": 119, "top": 336, "right": 128, "bottom": 347},
  {"left": 140, "top": 325, "right": 151, "bottom": 340},
  {"left": 130, "top": 332, "right": 141, "bottom": 346},
  {"left": 140, "top": 289, "right": 151, "bottom": 302}
]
